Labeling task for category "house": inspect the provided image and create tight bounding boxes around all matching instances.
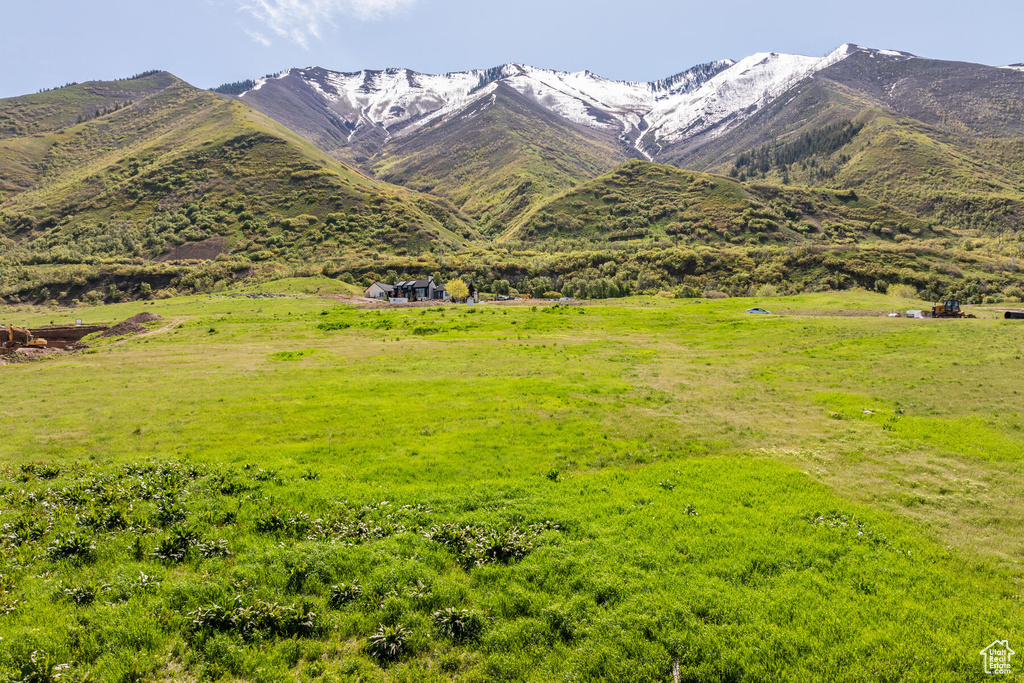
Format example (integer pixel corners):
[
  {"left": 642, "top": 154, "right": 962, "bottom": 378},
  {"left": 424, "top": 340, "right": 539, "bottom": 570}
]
[
  {"left": 368, "top": 276, "right": 449, "bottom": 302},
  {"left": 364, "top": 283, "right": 394, "bottom": 300}
]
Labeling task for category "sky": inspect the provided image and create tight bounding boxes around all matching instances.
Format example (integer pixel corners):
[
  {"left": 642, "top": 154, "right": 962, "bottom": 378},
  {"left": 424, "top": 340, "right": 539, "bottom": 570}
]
[{"left": 1, "top": 0, "right": 1022, "bottom": 98}]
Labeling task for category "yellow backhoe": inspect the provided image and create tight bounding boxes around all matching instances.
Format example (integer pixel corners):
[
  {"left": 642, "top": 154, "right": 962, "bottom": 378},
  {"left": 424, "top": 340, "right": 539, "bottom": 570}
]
[{"left": 2, "top": 325, "right": 48, "bottom": 351}]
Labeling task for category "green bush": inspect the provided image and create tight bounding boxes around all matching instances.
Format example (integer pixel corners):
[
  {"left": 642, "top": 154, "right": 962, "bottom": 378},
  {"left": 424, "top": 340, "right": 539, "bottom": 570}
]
[{"left": 366, "top": 623, "right": 410, "bottom": 664}]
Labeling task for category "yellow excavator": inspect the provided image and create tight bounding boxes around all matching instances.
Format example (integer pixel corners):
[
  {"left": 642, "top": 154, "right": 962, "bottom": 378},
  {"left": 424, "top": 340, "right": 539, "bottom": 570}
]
[{"left": 2, "top": 325, "right": 48, "bottom": 351}]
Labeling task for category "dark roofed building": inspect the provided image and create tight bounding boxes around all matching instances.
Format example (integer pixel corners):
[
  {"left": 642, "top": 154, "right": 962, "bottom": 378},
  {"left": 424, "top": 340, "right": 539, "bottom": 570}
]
[{"left": 368, "top": 276, "right": 448, "bottom": 302}]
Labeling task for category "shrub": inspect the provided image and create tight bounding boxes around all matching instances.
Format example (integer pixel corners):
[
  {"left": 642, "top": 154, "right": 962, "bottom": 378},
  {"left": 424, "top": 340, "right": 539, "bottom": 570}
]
[
  {"left": 11, "top": 651, "right": 69, "bottom": 683},
  {"left": 755, "top": 284, "right": 778, "bottom": 298},
  {"left": 366, "top": 623, "right": 410, "bottom": 663},
  {"left": 329, "top": 582, "right": 363, "bottom": 608},
  {"left": 46, "top": 532, "right": 96, "bottom": 563},
  {"left": 61, "top": 582, "right": 101, "bottom": 605},
  {"left": 433, "top": 607, "right": 484, "bottom": 642},
  {"left": 151, "top": 525, "right": 198, "bottom": 563},
  {"left": 195, "top": 539, "right": 231, "bottom": 559},
  {"left": 2, "top": 517, "right": 51, "bottom": 547},
  {"left": 189, "top": 596, "right": 319, "bottom": 641},
  {"left": 425, "top": 522, "right": 558, "bottom": 569},
  {"left": 78, "top": 505, "right": 131, "bottom": 532},
  {"left": 20, "top": 463, "right": 60, "bottom": 480},
  {"left": 1004, "top": 286, "right": 1024, "bottom": 302}
]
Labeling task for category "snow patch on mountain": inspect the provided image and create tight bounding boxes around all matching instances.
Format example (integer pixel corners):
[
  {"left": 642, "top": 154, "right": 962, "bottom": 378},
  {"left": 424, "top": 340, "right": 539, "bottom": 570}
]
[
  {"left": 1002, "top": 64, "right": 1024, "bottom": 73},
  {"left": 239, "top": 44, "right": 860, "bottom": 156}
]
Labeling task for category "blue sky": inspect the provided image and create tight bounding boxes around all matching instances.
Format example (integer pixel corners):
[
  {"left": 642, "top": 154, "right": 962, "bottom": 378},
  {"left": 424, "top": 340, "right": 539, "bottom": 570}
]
[{"left": 2, "top": 0, "right": 1022, "bottom": 98}]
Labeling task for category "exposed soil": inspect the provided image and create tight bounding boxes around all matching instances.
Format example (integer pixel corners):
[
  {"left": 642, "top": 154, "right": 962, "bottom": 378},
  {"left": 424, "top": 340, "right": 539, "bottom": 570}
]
[
  {"left": 123, "top": 312, "right": 163, "bottom": 324},
  {"left": 157, "top": 237, "right": 227, "bottom": 262},
  {"left": 99, "top": 321, "right": 147, "bottom": 338},
  {"left": 112, "top": 318, "right": 184, "bottom": 345}
]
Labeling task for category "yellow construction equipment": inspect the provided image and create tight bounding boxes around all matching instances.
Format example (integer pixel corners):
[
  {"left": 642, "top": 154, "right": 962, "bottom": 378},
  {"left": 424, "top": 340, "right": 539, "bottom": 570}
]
[
  {"left": 3, "top": 325, "right": 48, "bottom": 350},
  {"left": 931, "top": 299, "right": 974, "bottom": 318}
]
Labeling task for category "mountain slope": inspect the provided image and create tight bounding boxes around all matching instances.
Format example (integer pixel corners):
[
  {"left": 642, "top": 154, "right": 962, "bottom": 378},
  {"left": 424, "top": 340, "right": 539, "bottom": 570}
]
[
  {"left": 663, "top": 48, "right": 1024, "bottom": 232},
  {"left": 505, "top": 159, "right": 934, "bottom": 246},
  {"left": 0, "top": 75, "right": 477, "bottom": 267},
  {"left": 371, "top": 83, "right": 628, "bottom": 235},
  {"left": 0, "top": 71, "right": 177, "bottom": 140},
  {"left": 229, "top": 52, "right": 855, "bottom": 224},
  {"left": 226, "top": 46, "right": 1024, "bottom": 237}
]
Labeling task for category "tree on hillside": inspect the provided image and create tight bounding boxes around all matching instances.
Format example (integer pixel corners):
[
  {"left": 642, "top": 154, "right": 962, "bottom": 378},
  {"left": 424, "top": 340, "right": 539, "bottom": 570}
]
[{"left": 447, "top": 278, "right": 469, "bottom": 302}]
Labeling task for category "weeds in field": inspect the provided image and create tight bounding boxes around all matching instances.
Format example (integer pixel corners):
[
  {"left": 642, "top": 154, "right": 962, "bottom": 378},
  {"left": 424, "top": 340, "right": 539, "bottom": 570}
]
[
  {"left": 433, "top": 607, "right": 484, "bottom": 642},
  {"left": 188, "top": 596, "right": 319, "bottom": 641},
  {"left": 328, "top": 582, "right": 362, "bottom": 607},
  {"left": 425, "top": 521, "right": 559, "bottom": 568},
  {"left": 366, "top": 624, "right": 410, "bottom": 664},
  {"left": 10, "top": 651, "right": 70, "bottom": 683},
  {"left": 46, "top": 533, "right": 96, "bottom": 563}
]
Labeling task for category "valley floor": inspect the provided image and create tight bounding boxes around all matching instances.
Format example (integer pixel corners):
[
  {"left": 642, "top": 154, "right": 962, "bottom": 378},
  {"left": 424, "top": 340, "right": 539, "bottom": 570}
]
[{"left": 1, "top": 286, "right": 1022, "bottom": 681}]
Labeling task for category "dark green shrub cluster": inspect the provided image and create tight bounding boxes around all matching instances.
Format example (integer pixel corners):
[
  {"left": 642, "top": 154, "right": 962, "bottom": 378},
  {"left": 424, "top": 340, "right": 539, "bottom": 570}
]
[
  {"left": 328, "top": 582, "right": 363, "bottom": 607},
  {"left": 46, "top": 532, "right": 96, "bottom": 563},
  {"left": 151, "top": 524, "right": 199, "bottom": 563},
  {"left": 188, "top": 596, "right": 319, "bottom": 641},
  {"left": 2, "top": 517, "right": 51, "bottom": 547},
  {"left": 425, "top": 521, "right": 559, "bottom": 568},
  {"left": 9, "top": 650, "right": 70, "bottom": 683},
  {"left": 433, "top": 607, "right": 484, "bottom": 642},
  {"left": 365, "top": 623, "right": 410, "bottom": 663},
  {"left": 19, "top": 463, "right": 61, "bottom": 481},
  {"left": 60, "top": 582, "right": 102, "bottom": 605}
]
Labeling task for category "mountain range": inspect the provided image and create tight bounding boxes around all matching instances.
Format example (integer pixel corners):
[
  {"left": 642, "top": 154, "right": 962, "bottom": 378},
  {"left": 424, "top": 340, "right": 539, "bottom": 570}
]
[
  {"left": 228, "top": 44, "right": 1024, "bottom": 234},
  {"left": 1, "top": 44, "right": 1023, "bottom": 304}
]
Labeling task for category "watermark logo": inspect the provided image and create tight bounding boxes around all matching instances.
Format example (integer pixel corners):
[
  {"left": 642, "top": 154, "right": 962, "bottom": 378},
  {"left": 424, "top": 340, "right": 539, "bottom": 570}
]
[{"left": 981, "top": 640, "right": 1014, "bottom": 675}]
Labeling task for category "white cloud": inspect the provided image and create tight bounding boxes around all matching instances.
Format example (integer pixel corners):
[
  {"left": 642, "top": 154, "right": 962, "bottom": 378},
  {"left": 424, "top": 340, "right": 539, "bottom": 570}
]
[
  {"left": 245, "top": 29, "right": 273, "bottom": 47},
  {"left": 238, "top": 0, "right": 416, "bottom": 48}
]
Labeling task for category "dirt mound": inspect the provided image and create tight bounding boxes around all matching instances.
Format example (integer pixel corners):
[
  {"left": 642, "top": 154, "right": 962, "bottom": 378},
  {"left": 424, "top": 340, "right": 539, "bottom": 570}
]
[
  {"left": 124, "top": 312, "right": 163, "bottom": 324},
  {"left": 99, "top": 321, "right": 147, "bottom": 338}
]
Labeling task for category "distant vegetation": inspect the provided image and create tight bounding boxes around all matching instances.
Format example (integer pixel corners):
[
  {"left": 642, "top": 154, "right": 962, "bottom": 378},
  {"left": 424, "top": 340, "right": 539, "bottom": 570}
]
[
  {"left": 123, "top": 70, "right": 163, "bottom": 80},
  {"left": 211, "top": 79, "right": 256, "bottom": 96},
  {"left": 730, "top": 120, "right": 864, "bottom": 183},
  {"left": 75, "top": 99, "right": 133, "bottom": 123},
  {"left": 36, "top": 82, "right": 79, "bottom": 94}
]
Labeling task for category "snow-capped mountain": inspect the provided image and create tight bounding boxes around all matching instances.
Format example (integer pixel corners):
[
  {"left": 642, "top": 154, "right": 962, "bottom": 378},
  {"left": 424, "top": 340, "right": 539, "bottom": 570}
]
[
  {"left": 215, "top": 44, "right": 1024, "bottom": 235},
  {"left": 236, "top": 44, "right": 861, "bottom": 160}
]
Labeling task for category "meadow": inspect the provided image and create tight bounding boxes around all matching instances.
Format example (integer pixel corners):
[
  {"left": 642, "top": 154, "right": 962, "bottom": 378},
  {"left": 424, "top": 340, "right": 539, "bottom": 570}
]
[{"left": 1, "top": 283, "right": 1023, "bottom": 682}]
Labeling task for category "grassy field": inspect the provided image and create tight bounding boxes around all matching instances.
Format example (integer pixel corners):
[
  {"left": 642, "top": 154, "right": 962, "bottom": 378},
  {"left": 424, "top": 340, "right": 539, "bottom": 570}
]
[{"left": 1, "top": 286, "right": 1023, "bottom": 682}]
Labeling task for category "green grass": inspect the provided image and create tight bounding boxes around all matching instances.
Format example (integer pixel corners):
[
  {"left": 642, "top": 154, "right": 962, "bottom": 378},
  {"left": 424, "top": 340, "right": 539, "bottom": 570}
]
[{"left": 2, "top": 287, "right": 1023, "bottom": 681}]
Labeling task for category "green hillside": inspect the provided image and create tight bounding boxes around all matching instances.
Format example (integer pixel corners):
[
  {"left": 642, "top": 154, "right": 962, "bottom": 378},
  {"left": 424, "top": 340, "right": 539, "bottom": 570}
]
[
  {"left": 0, "top": 75, "right": 477, "bottom": 274},
  {"left": 0, "top": 71, "right": 177, "bottom": 140},
  {"left": 667, "top": 54, "right": 1024, "bottom": 235},
  {"left": 507, "top": 160, "right": 934, "bottom": 245}
]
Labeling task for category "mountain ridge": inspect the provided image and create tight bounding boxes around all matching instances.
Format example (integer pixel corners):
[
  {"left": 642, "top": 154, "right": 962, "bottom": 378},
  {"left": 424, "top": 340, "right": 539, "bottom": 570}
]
[{"left": 232, "top": 45, "right": 861, "bottom": 163}]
